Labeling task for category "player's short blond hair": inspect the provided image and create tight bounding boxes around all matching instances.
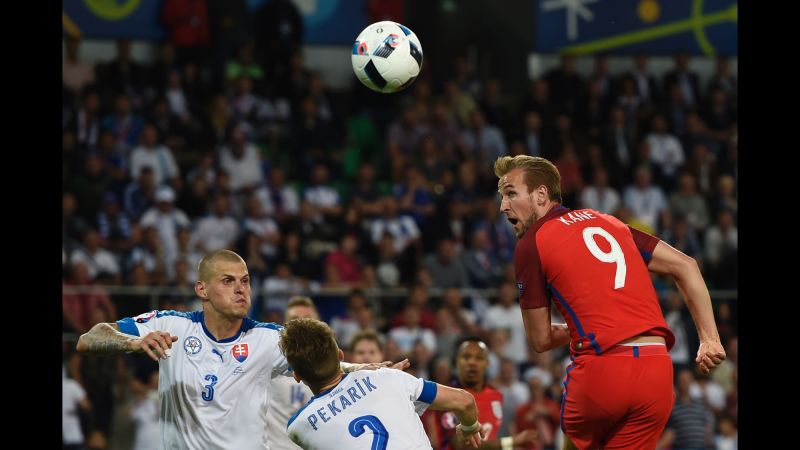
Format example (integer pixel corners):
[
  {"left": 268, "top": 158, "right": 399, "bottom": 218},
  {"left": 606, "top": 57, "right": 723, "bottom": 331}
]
[
  {"left": 197, "top": 250, "right": 246, "bottom": 283},
  {"left": 494, "top": 155, "right": 562, "bottom": 202},
  {"left": 279, "top": 318, "right": 341, "bottom": 389}
]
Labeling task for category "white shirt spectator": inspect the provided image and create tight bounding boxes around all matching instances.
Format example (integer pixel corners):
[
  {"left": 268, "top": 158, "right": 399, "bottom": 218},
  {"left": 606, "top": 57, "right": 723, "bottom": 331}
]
[
  {"left": 62, "top": 374, "right": 87, "bottom": 446},
  {"left": 70, "top": 247, "right": 120, "bottom": 279},
  {"left": 623, "top": 185, "right": 667, "bottom": 231},
  {"left": 304, "top": 185, "right": 340, "bottom": 210},
  {"left": 243, "top": 216, "right": 281, "bottom": 258},
  {"left": 646, "top": 133, "right": 685, "bottom": 178},
  {"left": 219, "top": 143, "right": 264, "bottom": 192},
  {"left": 388, "top": 326, "right": 437, "bottom": 354},
  {"left": 689, "top": 381, "right": 727, "bottom": 411},
  {"left": 191, "top": 214, "right": 239, "bottom": 253},
  {"left": 462, "top": 125, "right": 508, "bottom": 165},
  {"left": 370, "top": 215, "right": 421, "bottom": 253},
  {"left": 484, "top": 305, "right": 528, "bottom": 364},
  {"left": 254, "top": 184, "right": 300, "bottom": 217},
  {"left": 131, "top": 391, "right": 161, "bottom": 450},
  {"left": 580, "top": 186, "right": 621, "bottom": 215},
  {"left": 704, "top": 225, "right": 738, "bottom": 265},
  {"left": 139, "top": 207, "right": 191, "bottom": 267},
  {"left": 129, "top": 145, "right": 180, "bottom": 186}
]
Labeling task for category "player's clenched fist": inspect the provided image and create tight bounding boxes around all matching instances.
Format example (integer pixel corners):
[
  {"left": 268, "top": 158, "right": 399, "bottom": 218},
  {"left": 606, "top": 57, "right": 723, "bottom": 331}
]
[
  {"left": 696, "top": 340, "right": 726, "bottom": 374},
  {"left": 132, "top": 331, "right": 179, "bottom": 361}
]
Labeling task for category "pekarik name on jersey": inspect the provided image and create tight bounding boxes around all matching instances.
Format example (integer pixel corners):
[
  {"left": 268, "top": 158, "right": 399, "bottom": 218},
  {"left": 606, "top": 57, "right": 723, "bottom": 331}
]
[
  {"left": 307, "top": 376, "right": 378, "bottom": 431},
  {"left": 557, "top": 210, "right": 598, "bottom": 226}
]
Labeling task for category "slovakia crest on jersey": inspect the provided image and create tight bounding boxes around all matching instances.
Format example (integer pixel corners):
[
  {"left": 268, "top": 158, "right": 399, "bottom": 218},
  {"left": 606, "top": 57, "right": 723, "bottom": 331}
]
[{"left": 232, "top": 343, "right": 249, "bottom": 363}]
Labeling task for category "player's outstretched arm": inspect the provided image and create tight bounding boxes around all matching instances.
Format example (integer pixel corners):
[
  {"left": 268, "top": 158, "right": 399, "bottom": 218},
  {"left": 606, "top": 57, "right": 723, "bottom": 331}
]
[
  {"left": 647, "top": 240, "right": 726, "bottom": 374},
  {"left": 76, "top": 322, "right": 178, "bottom": 361},
  {"left": 340, "top": 358, "right": 411, "bottom": 373},
  {"left": 428, "top": 385, "right": 482, "bottom": 448}
]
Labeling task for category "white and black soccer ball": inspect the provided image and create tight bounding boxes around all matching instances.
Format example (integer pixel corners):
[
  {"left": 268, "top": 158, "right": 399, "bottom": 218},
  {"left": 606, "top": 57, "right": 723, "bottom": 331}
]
[{"left": 351, "top": 21, "right": 423, "bottom": 94}]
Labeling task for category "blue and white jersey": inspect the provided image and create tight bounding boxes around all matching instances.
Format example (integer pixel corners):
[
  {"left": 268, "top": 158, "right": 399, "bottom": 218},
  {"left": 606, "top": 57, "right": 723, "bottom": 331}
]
[
  {"left": 117, "top": 310, "right": 292, "bottom": 450},
  {"left": 287, "top": 368, "right": 437, "bottom": 450}
]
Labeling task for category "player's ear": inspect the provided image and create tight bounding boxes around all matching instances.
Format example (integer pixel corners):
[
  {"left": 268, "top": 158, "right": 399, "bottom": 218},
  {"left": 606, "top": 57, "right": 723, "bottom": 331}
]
[
  {"left": 195, "top": 281, "right": 208, "bottom": 301},
  {"left": 293, "top": 371, "right": 303, "bottom": 383},
  {"left": 535, "top": 185, "right": 548, "bottom": 205},
  {"left": 338, "top": 348, "right": 345, "bottom": 361}
]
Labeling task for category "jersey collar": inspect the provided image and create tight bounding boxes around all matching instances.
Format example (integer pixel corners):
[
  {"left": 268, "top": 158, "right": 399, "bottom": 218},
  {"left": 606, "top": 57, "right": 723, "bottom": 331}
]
[{"left": 199, "top": 311, "right": 254, "bottom": 343}]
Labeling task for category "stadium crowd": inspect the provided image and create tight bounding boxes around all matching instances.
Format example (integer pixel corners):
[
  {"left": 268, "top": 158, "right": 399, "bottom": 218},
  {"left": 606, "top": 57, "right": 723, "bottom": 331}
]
[{"left": 62, "top": 5, "right": 737, "bottom": 448}]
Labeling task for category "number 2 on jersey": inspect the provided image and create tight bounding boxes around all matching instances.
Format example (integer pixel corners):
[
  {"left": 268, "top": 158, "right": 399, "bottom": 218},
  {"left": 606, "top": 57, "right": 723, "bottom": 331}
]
[
  {"left": 349, "top": 415, "right": 388, "bottom": 450},
  {"left": 582, "top": 227, "right": 627, "bottom": 289}
]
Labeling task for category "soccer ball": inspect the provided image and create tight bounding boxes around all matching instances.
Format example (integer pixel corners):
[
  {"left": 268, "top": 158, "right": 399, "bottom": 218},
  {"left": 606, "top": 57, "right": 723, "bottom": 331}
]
[{"left": 351, "top": 21, "right": 423, "bottom": 94}]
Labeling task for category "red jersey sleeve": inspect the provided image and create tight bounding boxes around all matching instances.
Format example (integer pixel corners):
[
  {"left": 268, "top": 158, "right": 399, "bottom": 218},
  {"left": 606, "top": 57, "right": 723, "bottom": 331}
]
[
  {"left": 627, "top": 225, "right": 660, "bottom": 264},
  {"left": 514, "top": 233, "right": 550, "bottom": 309}
]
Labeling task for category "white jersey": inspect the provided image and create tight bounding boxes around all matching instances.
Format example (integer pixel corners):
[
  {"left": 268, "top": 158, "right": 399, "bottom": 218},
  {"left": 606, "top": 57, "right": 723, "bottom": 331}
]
[
  {"left": 287, "top": 368, "right": 437, "bottom": 450},
  {"left": 117, "top": 310, "right": 292, "bottom": 450},
  {"left": 267, "top": 375, "right": 313, "bottom": 450}
]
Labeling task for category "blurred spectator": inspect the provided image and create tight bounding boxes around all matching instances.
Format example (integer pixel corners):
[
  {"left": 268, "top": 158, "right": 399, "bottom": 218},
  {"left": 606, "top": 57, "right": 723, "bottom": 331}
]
[
  {"left": 544, "top": 54, "right": 584, "bottom": 115},
  {"left": 443, "top": 80, "right": 478, "bottom": 127},
  {"left": 661, "top": 215, "right": 704, "bottom": 261},
  {"left": 127, "top": 371, "right": 161, "bottom": 450},
  {"left": 262, "top": 261, "right": 309, "bottom": 313},
  {"left": 479, "top": 79, "right": 513, "bottom": 132},
  {"left": 124, "top": 166, "right": 157, "bottom": 221},
  {"left": 69, "top": 90, "right": 102, "bottom": 151},
  {"left": 191, "top": 194, "right": 239, "bottom": 253},
  {"left": 304, "top": 164, "right": 343, "bottom": 221},
  {"left": 710, "top": 174, "right": 737, "bottom": 222},
  {"left": 493, "top": 357, "right": 530, "bottom": 436},
  {"left": 161, "top": 0, "right": 210, "bottom": 64},
  {"left": 474, "top": 198, "right": 516, "bottom": 264},
  {"left": 324, "top": 234, "right": 365, "bottom": 286},
  {"left": 208, "top": 0, "right": 252, "bottom": 87},
  {"left": 395, "top": 165, "right": 436, "bottom": 226},
  {"left": 579, "top": 166, "right": 621, "bottom": 215},
  {"left": 668, "top": 172, "right": 710, "bottom": 232},
  {"left": 521, "top": 111, "right": 544, "bottom": 157},
  {"left": 689, "top": 367, "right": 726, "bottom": 417},
  {"left": 71, "top": 154, "right": 112, "bottom": 221},
  {"left": 554, "top": 143, "right": 584, "bottom": 206},
  {"left": 704, "top": 209, "right": 738, "bottom": 288},
  {"left": 64, "top": 192, "right": 90, "bottom": 250},
  {"left": 645, "top": 113, "right": 685, "bottom": 186},
  {"left": 462, "top": 109, "right": 508, "bottom": 167},
  {"left": 349, "top": 162, "right": 384, "bottom": 218},
  {"left": 139, "top": 185, "right": 191, "bottom": 268},
  {"left": 330, "top": 290, "right": 369, "bottom": 347},
  {"left": 623, "top": 165, "right": 668, "bottom": 233},
  {"left": 702, "top": 87, "right": 737, "bottom": 143},
  {"left": 387, "top": 103, "right": 430, "bottom": 156},
  {"left": 98, "top": 38, "right": 147, "bottom": 98},
  {"left": 683, "top": 142, "right": 719, "bottom": 198},
  {"left": 662, "top": 288, "right": 695, "bottom": 377},
  {"left": 70, "top": 229, "right": 121, "bottom": 284},
  {"left": 129, "top": 226, "right": 168, "bottom": 285},
  {"left": 707, "top": 56, "right": 737, "bottom": 101},
  {"left": 62, "top": 261, "right": 117, "bottom": 333},
  {"left": 102, "top": 94, "right": 145, "bottom": 155},
  {"left": 711, "top": 336, "right": 737, "bottom": 396},
  {"left": 663, "top": 52, "right": 701, "bottom": 108},
  {"left": 389, "top": 305, "right": 437, "bottom": 358},
  {"left": 219, "top": 123, "right": 265, "bottom": 194},
  {"left": 225, "top": 40, "right": 265, "bottom": 88},
  {"left": 177, "top": 171, "right": 212, "bottom": 219},
  {"left": 349, "top": 330, "right": 385, "bottom": 364},
  {"left": 63, "top": 362, "right": 92, "bottom": 450},
  {"left": 714, "top": 415, "right": 738, "bottom": 450},
  {"left": 370, "top": 196, "right": 421, "bottom": 254},
  {"left": 658, "top": 369, "right": 714, "bottom": 450},
  {"left": 428, "top": 100, "right": 462, "bottom": 157},
  {"left": 390, "top": 283, "right": 438, "bottom": 331},
  {"left": 628, "top": 54, "right": 660, "bottom": 106},
  {"left": 484, "top": 281, "right": 528, "bottom": 364},
  {"left": 600, "top": 105, "right": 636, "bottom": 186},
  {"left": 254, "top": 166, "right": 300, "bottom": 225},
  {"left": 242, "top": 194, "right": 281, "bottom": 262},
  {"left": 425, "top": 238, "right": 468, "bottom": 289},
  {"left": 96, "top": 192, "right": 133, "bottom": 253},
  {"left": 129, "top": 124, "right": 181, "bottom": 188},
  {"left": 255, "top": 0, "right": 304, "bottom": 82},
  {"left": 514, "top": 376, "right": 560, "bottom": 450},
  {"left": 461, "top": 228, "right": 505, "bottom": 289},
  {"left": 63, "top": 36, "right": 96, "bottom": 99}
]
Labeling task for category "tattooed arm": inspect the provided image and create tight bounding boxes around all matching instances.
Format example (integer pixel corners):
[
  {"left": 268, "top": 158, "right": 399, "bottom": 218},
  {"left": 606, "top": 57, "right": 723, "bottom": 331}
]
[{"left": 76, "top": 323, "right": 178, "bottom": 361}]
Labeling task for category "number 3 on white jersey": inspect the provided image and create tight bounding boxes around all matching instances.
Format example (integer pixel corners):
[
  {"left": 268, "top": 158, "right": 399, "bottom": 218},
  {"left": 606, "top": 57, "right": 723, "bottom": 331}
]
[{"left": 582, "top": 227, "right": 627, "bottom": 289}]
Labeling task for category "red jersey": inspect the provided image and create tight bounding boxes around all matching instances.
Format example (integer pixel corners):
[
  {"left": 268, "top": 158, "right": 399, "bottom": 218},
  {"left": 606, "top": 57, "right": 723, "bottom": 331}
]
[
  {"left": 514, "top": 206, "right": 674, "bottom": 355},
  {"left": 425, "top": 384, "right": 503, "bottom": 449}
]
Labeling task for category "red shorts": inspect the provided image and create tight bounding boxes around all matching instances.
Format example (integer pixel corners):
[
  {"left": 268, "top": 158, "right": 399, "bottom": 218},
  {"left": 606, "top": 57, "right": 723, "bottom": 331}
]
[{"left": 561, "top": 345, "right": 675, "bottom": 450}]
